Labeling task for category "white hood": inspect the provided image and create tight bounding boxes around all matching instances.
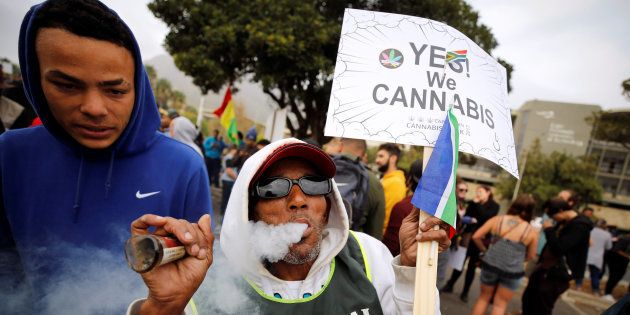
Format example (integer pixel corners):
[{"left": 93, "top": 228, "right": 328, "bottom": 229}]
[
  {"left": 170, "top": 116, "right": 202, "bottom": 157},
  {"left": 219, "top": 138, "right": 349, "bottom": 283}
]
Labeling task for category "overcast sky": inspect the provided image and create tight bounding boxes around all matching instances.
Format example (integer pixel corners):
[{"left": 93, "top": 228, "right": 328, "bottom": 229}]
[{"left": 1, "top": 0, "right": 628, "bottom": 111}]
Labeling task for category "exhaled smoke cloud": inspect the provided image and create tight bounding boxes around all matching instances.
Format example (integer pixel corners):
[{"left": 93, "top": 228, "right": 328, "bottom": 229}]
[
  {"left": 247, "top": 221, "right": 307, "bottom": 263},
  {"left": 1, "top": 241, "right": 147, "bottom": 314},
  {"left": 1, "top": 222, "right": 307, "bottom": 314},
  {"left": 192, "top": 249, "right": 261, "bottom": 314}
]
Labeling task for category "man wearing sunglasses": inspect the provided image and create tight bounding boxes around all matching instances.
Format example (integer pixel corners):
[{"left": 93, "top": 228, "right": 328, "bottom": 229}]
[{"left": 128, "top": 138, "right": 450, "bottom": 314}]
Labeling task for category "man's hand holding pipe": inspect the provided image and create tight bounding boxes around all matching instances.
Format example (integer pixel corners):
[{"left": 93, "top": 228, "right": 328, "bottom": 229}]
[{"left": 130, "top": 214, "right": 214, "bottom": 315}]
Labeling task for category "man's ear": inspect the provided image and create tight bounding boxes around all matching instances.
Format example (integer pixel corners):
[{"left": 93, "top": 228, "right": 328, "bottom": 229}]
[{"left": 390, "top": 154, "right": 398, "bottom": 166}]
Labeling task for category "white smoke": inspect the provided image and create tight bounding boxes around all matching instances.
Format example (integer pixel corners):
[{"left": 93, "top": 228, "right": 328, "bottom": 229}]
[
  {"left": 1, "top": 222, "right": 308, "bottom": 314},
  {"left": 192, "top": 222, "right": 307, "bottom": 314},
  {"left": 247, "top": 221, "right": 308, "bottom": 263},
  {"left": 192, "top": 249, "right": 260, "bottom": 314},
  {"left": 0, "top": 242, "right": 147, "bottom": 314}
]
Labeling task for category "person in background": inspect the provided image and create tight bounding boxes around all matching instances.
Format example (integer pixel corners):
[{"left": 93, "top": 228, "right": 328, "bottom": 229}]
[
  {"left": 323, "top": 137, "right": 341, "bottom": 155},
  {"left": 382, "top": 159, "right": 422, "bottom": 256},
  {"left": 256, "top": 138, "right": 270, "bottom": 150},
  {"left": 587, "top": 219, "right": 612, "bottom": 296},
  {"left": 158, "top": 108, "right": 169, "bottom": 132},
  {"left": 522, "top": 197, "right": 592, "bottom": 315},
  {"left": 603, "top": 232, "right": 630, "bottom": 302},
  {"left": 374, "top": 143, "right": 406, "bottom": 235},
  {"left": 471, "top": 194, "right": 538, "bottom": 315},
  {"left": 170, "top": 116, "right": 203, "bottom": 158},
  {"left": 194, "top": 126, "right": 204, "bottom": 154},
  {"left": 203, "top": 129, "right": 225, "bottom": 188},
  {"left": 558, "top": 189, "right": 580, "bottom": 210},
  {"left": 443, "top": 184, "right": 499, "bottom": 302},
  {"left": 219, "top": 145, "right": 238, "bottom": 218},
  {"left": 237, "top": 130, "right": 244, "bottom": 150},
  {"left": 160, "top": 109, "right": 179, "bottom": 135},
  {"left": 329, "top": 138, "right": 385, "bottom": 239},
  {"left": 439, "top": 179, "right": 474, "bottom": 291},
  {"left": 244, "top": 127, "right": 257, "bottom": 148},
  {"left": 582, "top": 207, "right": 597, "bottom": 222}
]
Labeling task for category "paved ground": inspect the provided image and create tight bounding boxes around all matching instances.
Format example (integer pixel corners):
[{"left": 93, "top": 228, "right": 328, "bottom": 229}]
[
  {"left": 438, "top": 266, "right": 629, "bottom": 315},
  {"left": 439, "top": 268, "right": 573, "bottom": 315}
]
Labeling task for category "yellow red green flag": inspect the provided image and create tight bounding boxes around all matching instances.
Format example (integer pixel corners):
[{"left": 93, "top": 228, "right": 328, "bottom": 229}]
[{"left": 213, "top": 87, "right": 238, "bottom": 143}]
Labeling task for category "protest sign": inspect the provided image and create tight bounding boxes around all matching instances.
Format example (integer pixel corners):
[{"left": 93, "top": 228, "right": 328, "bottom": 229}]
[{"left": 324, "top": 9, "right": 519, "bottom": 178}]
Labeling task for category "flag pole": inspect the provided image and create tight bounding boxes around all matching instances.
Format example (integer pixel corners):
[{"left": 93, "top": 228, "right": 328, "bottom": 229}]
[
  {"left": 196, "top": 96, "right": 205, "bottom": 128},
  {"left": 413, "top": 147, "right": 439, "bottom": 315}
]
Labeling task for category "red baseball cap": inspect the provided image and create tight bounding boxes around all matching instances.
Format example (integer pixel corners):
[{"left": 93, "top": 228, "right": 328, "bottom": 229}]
[{"left": 250, "top": 142, "right": 336, "bottom": 186}]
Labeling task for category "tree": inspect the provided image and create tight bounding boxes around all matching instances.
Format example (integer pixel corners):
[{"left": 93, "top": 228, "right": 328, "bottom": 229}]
[
  {"left": 586, "top": 110, "right": 630, "bottom": 150},
  {"left": 496, "top": 139, "right": 602, "bottom": 211},
  {"left": 154, "top": 78, "right": 173, "bottom": 108},
  {"left": 145, "top": 64, "right": 158, "bottom": 92},
  {"left": 585, "top": 78, "right": 630, "bottom": 149},
  {"left": 170, "top": 91, "right": 186, "bottom": 110},
  {"left": 148, "top": 0, "right": 512, "bottom": 144}
]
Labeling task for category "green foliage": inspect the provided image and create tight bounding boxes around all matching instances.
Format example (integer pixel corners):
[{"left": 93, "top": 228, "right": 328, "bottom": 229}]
[
  {"left": 398, "top": 146, "right": 424, "bottom": 171},
  {"left": 155, "top": 78, "right": 172, "bottom": 108},
  {"left": 148, "top": 0, "right": 512, "bottom": 144},
  {"left": 586, "top": 110, "right": 630, "bottom": 150},
  {"left": 145, "top": 64, "right": 158, "bottom": 92},
  {"left": 496, "top": 139, "right": 603, "bottom": 208},
  {"left": 623, "top": 78, "right": 630, "bottom": 100}
]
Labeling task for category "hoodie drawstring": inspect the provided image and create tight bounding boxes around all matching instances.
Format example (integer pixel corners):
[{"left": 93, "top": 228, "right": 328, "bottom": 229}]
[
  {"left": 72, "top": 156, "right": 85, "bottom": 223},
  {"left": 72, "top": 150, "right": 116, "bottom": 221},
  {"left": 105, "top": 150, "right": 116, "bottom": 199}
]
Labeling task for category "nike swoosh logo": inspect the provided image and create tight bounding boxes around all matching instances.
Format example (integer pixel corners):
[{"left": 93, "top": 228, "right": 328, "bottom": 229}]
[{"left": 136, "top": 191, "right": 160, "bottom": 199}]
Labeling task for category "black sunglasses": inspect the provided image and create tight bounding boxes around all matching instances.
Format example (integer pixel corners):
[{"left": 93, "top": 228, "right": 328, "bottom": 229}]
[{"left": 254, "top": 176, "right": 332, "bottom": 199}]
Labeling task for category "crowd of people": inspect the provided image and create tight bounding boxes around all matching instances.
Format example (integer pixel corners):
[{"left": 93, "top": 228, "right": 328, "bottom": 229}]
[
  {"left": 184, "top": 125, "right": 630, "bottom": 315},
  {"left": 1, "top": 1, "right": 629, "bottom": 314}
]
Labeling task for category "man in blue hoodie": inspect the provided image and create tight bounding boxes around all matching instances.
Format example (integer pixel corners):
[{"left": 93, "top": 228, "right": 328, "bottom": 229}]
[{"left": 0, "top": 0, "right": 211, "bottom": 312}]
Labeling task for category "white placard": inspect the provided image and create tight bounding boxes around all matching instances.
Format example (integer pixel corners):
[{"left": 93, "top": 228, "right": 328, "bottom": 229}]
[
  {"left": 324, "top": 9, "right": 519, "bottom": 178},
  {"left": 447, "top": 246, "right": 468, "bottom": 271}
]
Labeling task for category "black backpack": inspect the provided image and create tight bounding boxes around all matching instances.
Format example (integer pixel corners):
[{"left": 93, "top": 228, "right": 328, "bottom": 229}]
[{"left": 332, "top": 154, "right": 370, "bottom": 230}]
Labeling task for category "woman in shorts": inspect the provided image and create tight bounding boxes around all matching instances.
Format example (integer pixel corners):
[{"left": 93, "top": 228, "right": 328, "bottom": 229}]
[{"left": 471, "top": 194, "right": 539, "bottom": 315}]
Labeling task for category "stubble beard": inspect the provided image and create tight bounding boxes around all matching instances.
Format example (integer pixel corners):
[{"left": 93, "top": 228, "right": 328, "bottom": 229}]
[{"left": 282, "top": 228, "right": 323, "bottom": 265}]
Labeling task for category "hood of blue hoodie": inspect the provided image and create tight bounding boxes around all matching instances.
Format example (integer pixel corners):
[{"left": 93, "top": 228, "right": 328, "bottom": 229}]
[{"left": 18, "top": 1, "right": 160, "bottom": 156}]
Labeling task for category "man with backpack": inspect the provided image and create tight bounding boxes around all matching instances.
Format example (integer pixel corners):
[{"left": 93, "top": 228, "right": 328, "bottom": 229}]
[{"left": 328, "top": 138, "right": 385, "bottom": 239}]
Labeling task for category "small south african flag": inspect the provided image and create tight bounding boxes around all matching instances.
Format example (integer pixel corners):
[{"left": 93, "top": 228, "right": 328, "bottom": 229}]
[{"left": 446, "top": 50, "right": 467, "bottom": 63}]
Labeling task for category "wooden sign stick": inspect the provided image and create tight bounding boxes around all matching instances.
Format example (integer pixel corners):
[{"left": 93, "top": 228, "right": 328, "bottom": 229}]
[{"left": 412, "top": 147, "right": 439, "bottom": 315}]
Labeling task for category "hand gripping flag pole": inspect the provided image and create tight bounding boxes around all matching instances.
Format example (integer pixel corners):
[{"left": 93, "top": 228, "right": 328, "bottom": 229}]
[{"left": 411, "top": 108, "right": 459, "bottom": 315}]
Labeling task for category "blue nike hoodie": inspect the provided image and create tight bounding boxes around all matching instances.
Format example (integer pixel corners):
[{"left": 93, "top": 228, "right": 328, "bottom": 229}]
[{"left": 0, "top": 1, "right": 212, "bottom": 309}]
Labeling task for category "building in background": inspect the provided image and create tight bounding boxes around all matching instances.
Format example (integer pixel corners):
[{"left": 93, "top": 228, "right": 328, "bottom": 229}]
[
  {"left": 512, "top": 100, "right": 600, "bottom": 157},
  {"left": 459, "top": 101, "right": 630, "bottom": 224},
  {"left": 586, "top": 108, "right": 630, "bottom": 210},
  {"left": 458, "top": 100, "right": 602, "bottom": 185}
]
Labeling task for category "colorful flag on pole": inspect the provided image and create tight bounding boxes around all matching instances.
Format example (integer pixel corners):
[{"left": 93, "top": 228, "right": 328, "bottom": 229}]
[
  {"left": 213, "top": 87, "right": 238, "bottom": 143},
  {"left": 446, "top": 50, "right": 467, "bottom": 63},
  {"left": 411, "top": 108, "right": 459, "bottom": 238}
]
